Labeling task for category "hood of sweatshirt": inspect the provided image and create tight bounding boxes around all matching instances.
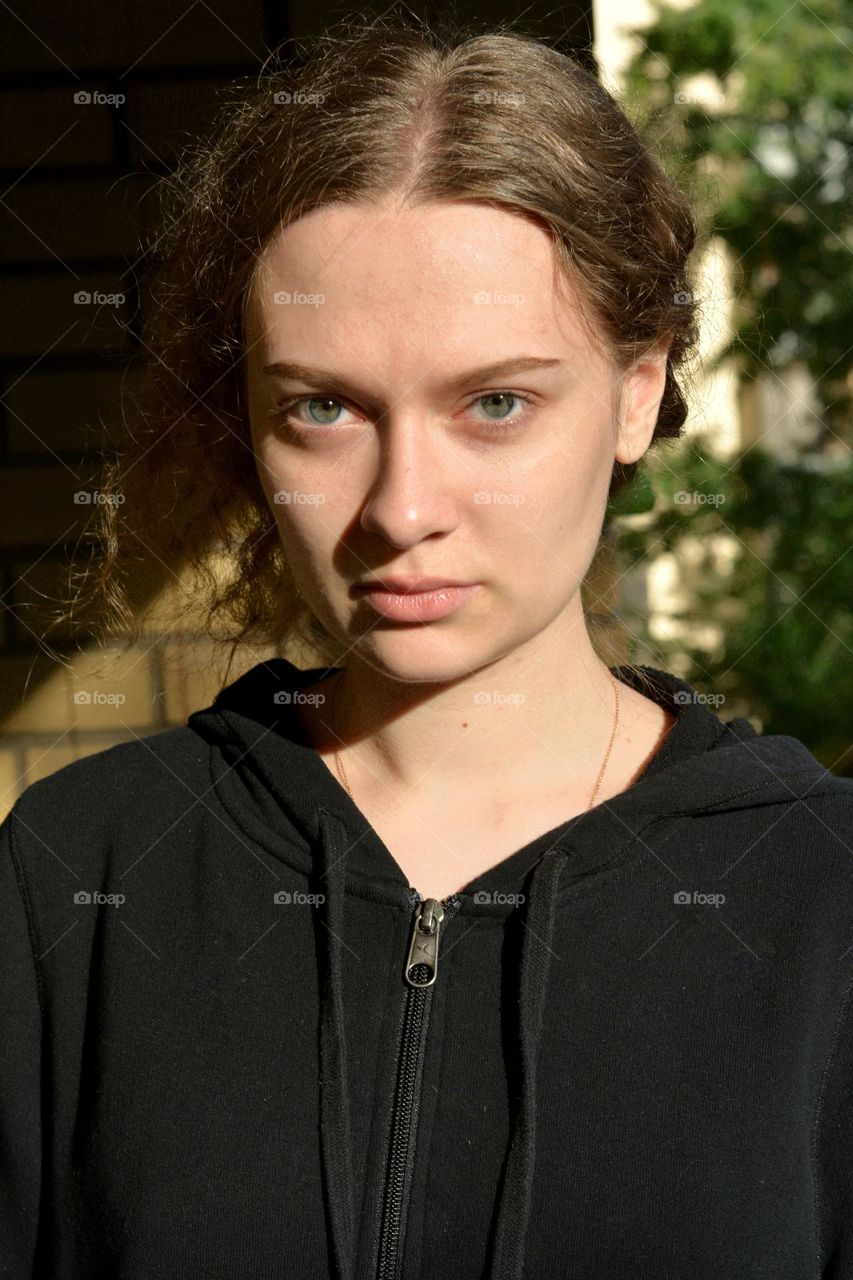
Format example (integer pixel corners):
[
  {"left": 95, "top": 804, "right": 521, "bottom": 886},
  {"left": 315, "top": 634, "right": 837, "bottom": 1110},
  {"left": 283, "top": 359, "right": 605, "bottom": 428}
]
[{"left": 187, "top": 657, "right": 837, "bottom": 1280}]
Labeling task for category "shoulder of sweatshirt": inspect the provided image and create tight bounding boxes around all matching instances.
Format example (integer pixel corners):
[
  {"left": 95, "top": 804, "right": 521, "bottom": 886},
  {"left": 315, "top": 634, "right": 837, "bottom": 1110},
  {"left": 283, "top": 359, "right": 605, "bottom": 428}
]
[
  {"left": 0, "top": 725, "right": 213, "bottom": 882},
  {"left": 3, "top": 719, "right": 853, "bottom": 888}
]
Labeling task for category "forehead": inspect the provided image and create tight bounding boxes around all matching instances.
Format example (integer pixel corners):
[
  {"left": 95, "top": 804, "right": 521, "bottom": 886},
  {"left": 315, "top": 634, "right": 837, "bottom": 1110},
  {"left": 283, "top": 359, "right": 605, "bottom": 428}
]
[{"left": 245, "top": 199, "right": 604, "bottom": 371}]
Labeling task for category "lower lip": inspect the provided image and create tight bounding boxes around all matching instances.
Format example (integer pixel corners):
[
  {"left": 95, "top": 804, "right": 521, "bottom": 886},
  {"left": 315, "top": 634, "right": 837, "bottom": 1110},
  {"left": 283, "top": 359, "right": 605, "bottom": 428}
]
[{"left": 359, "top": 584, "right": 482, "bottom": 621}]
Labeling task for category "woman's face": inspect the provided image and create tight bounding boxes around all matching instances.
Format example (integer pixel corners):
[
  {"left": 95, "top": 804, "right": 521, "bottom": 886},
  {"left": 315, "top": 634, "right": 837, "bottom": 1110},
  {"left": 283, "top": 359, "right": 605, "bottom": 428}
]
[{"left": 244, "top": 198, "right": 667, "bottom": 682}]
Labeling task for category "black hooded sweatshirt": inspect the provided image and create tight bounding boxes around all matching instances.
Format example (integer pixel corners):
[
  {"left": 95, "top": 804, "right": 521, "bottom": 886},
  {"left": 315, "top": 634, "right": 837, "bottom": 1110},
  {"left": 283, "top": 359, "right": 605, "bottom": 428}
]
[{"left": 2, "top": 657, "right": 853, "bottom": 1280}]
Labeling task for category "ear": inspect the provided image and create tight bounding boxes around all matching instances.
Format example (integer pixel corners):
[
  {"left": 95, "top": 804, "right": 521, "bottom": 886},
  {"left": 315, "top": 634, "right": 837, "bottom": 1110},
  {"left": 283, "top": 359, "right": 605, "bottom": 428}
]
[{"left": 614, "top": 337, "right": 673, "bottom": 466}]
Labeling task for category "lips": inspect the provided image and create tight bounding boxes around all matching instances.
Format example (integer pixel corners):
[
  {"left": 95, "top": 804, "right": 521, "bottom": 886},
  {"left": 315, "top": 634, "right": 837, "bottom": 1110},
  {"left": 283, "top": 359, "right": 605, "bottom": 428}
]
[
  {"left": 356, "top": 577, "right": 476, "bottom": 594},
  {"left": 356, "top": 583, "right": 483, "bottom": 621}
]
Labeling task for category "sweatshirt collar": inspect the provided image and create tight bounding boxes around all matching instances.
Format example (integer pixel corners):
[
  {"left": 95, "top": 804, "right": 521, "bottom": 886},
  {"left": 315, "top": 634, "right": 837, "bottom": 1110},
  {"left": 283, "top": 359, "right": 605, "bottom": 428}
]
[{"left": 188, "top": 657, "right": 834, "bottom": 912}]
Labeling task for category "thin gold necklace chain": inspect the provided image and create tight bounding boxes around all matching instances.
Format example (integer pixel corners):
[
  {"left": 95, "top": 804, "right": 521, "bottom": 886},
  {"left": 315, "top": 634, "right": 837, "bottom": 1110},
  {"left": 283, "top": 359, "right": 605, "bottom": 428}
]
[{"left": 331, "top": 670, "right": 621, "bottom": 813}]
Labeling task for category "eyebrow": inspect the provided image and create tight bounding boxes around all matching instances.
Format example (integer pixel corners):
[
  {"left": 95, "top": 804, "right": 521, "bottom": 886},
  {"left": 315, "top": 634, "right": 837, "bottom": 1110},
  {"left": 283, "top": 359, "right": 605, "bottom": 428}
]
[{"left": 260, "top": 356, "right": 566, "bottom": 398}]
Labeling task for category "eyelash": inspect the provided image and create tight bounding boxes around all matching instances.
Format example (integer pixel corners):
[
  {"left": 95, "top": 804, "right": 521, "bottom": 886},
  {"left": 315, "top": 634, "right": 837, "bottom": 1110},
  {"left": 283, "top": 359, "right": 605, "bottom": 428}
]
[{"left": 268, "top": 391, "right": 536, "bottom": 438}]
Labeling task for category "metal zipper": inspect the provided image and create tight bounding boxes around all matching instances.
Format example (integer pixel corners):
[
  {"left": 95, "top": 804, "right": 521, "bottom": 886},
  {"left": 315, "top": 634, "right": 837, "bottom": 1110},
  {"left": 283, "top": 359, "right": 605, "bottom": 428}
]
[{"left": 373, "top": 890, "right": 464, "bottom": 1280}]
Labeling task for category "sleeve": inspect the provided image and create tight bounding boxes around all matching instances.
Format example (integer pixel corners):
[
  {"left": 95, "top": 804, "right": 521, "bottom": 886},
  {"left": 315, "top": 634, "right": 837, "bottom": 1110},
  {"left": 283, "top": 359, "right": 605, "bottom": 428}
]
[
  {"left": 0, "top": 804, "right": 43, "bottom": 1277},
  {"left": 815, "top": 969, "right": 853, "bottom": 1279}
]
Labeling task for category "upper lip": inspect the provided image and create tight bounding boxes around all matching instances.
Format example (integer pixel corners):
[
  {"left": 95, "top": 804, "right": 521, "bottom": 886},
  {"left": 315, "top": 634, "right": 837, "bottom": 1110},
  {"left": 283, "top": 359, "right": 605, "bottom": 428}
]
[{"left": 356, "top": 576, "right": 476, "bottom": 594}]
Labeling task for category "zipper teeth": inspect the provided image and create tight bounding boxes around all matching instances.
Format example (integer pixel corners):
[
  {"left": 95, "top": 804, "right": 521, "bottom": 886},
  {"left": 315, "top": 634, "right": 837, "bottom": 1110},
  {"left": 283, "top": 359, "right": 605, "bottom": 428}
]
[
  {"left": 375, "top": 896, "right": 463, "bottom": 1279},
  {"left": 376, "top": 969, "right": 428, "bottom": 1280}
]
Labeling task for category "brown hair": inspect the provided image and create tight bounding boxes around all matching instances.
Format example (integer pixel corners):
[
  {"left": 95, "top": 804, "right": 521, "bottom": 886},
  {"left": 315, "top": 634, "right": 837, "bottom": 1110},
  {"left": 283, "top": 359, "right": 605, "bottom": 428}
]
[{"left": 48, "top": 10, "right": 701, "bottom": 687}]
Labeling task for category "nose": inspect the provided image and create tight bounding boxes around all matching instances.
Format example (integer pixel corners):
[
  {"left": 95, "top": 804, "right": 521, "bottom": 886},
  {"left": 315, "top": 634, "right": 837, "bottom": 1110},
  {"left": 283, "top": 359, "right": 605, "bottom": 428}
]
[{"left": 358, "top": 415, "right": 460, "bottom": 548}]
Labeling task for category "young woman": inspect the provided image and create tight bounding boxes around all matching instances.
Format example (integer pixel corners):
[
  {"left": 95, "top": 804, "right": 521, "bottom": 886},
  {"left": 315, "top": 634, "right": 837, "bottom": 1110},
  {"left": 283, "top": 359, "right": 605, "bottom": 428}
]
[{"left": 3, "top": 15, "right": 852, "bottom": 1280}]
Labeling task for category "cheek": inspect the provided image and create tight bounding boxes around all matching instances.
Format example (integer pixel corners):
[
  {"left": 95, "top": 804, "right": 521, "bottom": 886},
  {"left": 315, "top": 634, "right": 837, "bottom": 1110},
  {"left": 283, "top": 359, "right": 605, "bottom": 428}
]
[
  {"left": 252, "top": 435, "right": 286, "bottom": 503},
  {"left": 254, "top": 437, "right": 320, "bottom": 513},
  {"left": 268, "top": 493, "right": 352, "bottom": 593},
  {"left": 538, "top": 436, "right": 611, "bottom": 516},
  {"left": 266, "top": 513, "right": 333, "bottom": 607},
  {"left": 271, "top": 505, "right": 324, "bottom": 557},
  {"left": 503, "top": 463, "right": 606, "bottom": 570}
]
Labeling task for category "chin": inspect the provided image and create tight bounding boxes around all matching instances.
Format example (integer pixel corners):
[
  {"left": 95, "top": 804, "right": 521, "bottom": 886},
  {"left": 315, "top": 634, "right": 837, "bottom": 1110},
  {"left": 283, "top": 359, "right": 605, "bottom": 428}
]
[
  {"left": 352, "top": 611, "right": 549, "bottom": 685},
  {"left": 345, "top": 630, "right": 500, "bottom": 687}
]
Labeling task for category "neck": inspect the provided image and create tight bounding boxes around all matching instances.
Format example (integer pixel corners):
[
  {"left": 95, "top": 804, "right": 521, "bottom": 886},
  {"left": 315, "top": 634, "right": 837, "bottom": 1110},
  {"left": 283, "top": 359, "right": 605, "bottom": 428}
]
[{"left": 309, "top": 610, "right": 627, "bottom": 805}]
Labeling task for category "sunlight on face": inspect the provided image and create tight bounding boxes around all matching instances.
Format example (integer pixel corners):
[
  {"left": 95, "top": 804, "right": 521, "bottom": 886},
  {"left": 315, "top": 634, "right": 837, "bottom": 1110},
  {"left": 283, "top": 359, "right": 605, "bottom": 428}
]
[{"left": 243, "top": 198, "right": 660, "bottom": 683}]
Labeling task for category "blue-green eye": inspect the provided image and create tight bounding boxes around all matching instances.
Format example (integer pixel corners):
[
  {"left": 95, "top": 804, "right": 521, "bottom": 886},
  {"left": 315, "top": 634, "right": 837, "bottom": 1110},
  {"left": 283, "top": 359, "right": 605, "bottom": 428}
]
[
  {"left": 303, "top": 397, "right": 345, "bottom": 425},
  {"left": 269, "top": 390, "right": 534, "bottom": 437},
  {"left": 475, "top": 392, "right": 522, "bottom": 421},
  {"left": 269, "top": 396, "right": 353, "bottom": 429}
]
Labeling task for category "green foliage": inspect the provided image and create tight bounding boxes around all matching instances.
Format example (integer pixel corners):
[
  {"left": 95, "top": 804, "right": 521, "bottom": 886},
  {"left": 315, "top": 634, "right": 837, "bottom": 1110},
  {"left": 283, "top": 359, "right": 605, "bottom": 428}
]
[
  {"left": 621, "top": 0, "right": 853, "bottom": 437},
  {"left": 607, "top": 0, "right": 853, "bottom": 771},
  {"left": 610, "top": 438, "right": 853, "bottom": 773}
]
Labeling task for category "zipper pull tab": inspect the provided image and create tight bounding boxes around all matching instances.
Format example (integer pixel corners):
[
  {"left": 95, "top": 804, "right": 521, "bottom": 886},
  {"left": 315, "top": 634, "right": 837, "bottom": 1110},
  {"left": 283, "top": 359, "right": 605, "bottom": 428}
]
[{"left": 405, "top": 898, "right": 445, "bottom": 989}]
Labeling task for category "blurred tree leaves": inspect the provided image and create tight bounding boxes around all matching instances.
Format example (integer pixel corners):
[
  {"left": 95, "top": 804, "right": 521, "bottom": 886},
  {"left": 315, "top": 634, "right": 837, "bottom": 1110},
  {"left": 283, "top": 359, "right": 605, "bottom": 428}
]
[
  {"left": 620, "top": 0, "right": 853, "bottom": 431},
  {"left": 603, "top": 0, "right": 852, "bottom": 772},
  {"left": 613, "top": 439, "right": 852, "bottom": 772}
]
